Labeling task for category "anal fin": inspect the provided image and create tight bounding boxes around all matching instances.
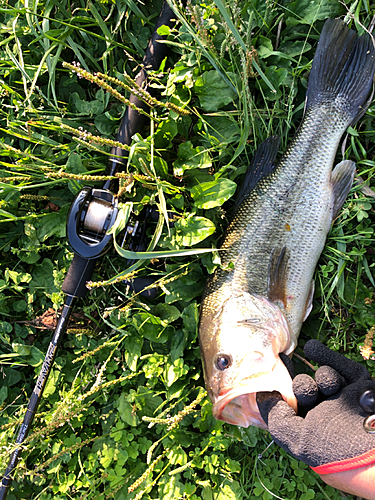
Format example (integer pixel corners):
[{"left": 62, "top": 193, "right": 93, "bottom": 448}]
[
  {"left": 331, "top": 160, "right": 356, "bottom": 220},
  {"left": 267, "top": 247, "right": 289, "bottom": 309}
]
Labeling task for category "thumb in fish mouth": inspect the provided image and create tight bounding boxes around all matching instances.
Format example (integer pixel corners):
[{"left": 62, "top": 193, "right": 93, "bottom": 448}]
[{"left": 256, "top": 391, "right": 284, "bottom": 426}]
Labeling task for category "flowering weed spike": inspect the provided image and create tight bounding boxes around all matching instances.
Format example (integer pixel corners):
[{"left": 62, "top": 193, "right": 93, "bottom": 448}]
[
  {"left": 30, "top": 435, "right": 102, "bottom": 473},
  {"left": 128, "top": 449, "right": 168, "bottom": 493},
  {"left": 73, "top": 341, "right": 119, "bottom": 364},
  {"left": 1, "top": 143, "right": 52, "bottom": 165},
  {"left": 96, "top": 71, "right": 190, "bottom": 115},
  {"left": 76, "top": 372, "right": 139, "bottom": 402},
  {"left": 62, "top": 62, "right": 156, "bottom": 119},
  {"left": 46, "top": 170, "right": 113, "bottom": 182},
  {"left": 166, "top": 390, "right": 207, "bottom": 430},
  {"left": 61, "top": 124, "right": 130, "bottom": 150}
]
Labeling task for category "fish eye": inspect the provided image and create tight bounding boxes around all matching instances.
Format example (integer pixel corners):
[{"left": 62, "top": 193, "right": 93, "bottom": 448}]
[{"left": 215, "top": 354, "right": 232, "bottom": 371}]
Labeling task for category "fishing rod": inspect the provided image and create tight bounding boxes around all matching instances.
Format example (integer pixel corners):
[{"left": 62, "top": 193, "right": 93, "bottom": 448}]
[{"left": 0, "top": 2, "right": 179, "bottom": 497}]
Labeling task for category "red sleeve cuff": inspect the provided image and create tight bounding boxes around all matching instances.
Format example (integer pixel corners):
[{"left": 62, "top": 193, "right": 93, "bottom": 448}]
[{"left": 311, "top": 448, "right": 375, "bottom": 475}]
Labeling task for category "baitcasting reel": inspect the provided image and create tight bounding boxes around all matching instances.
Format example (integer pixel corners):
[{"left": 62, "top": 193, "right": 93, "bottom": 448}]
[{"left": 67, "top": 187, "right": 119, "bottom": 259}]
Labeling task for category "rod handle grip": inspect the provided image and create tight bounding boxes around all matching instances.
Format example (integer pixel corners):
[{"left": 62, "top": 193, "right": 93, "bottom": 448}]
[{"left": 62, "top": 254, "right": 96, "bottom": 297}]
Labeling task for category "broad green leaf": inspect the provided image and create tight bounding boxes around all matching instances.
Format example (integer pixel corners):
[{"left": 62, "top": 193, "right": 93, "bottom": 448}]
[
  {"left": 173, "top": 216, "right": 216, "bottom": 246},
  {"left": 135, "top": 386, "right": 163, "bottom": 416},
  {"left": 191, "top": 178, "right": 237, "bottom": 209},
  {"left": 43, "top": 368, "right": 59, "bottom": 397},
  {"left": 157, "top": 25, "right": 170, "bottom": 36},
  {"left": 164, "top": 265, "right": 205, "bottom": 304},
  {"left": 167, "top": 446, "right": 188, "bottom": 466},
  {"left": 36, "top": 205, "right": 69, "bottom": 241},
  {"left": 182, "top": 303, "right": 199, "bottom": 335},
  {"left": 132, "top": 312, "right": 173, "bottom": 343},
  {"left": 173, "top": 141, "right": 212, "bottom": 176},
  {"left": 13, "top": 299, "right": 27, "bottom": 312},
  {"left": 124, "top": 335, "right": 143, "bottom": 371},
  {"left": 158, "top": 475, "right": 185, "bottom": 500},
  {"left": 4, "top": 270, "right": 32, "bottom": 285},
  {"left": 194, "top": 71, "right": 239, "bottom": 112},
  {"left": 170, "top": 330, "right": 186, "bottom": 362},
  {"left": 0, "top": 386, "right": 7, "bottom": 405},
  {"left": 30, "top": 258, "right": 60, "bottom": 298},
  {"left": 95, "top": 113, "right": 119, "bottom": 135},
  {"left": 154, "top": 117, "right": 178, "bottom": 149},
  {"left": 278, "top": 40, "right": 312, "bottom": 58},
  {"left": 118, "top": 394, "right": 139, "bottom": 426},
  {"left": 153, "top": 303, "right": 181, "bottom": 323},
  {"left": 165, "top": 358, "right": 189, "bottom": 386},
  {"left": 199, "top": 114, "right": 241, "bottom": 148},
  {"left": 214, "top": 480, "right": 242, "bottom": 500},
  {"left": 286, "top": 0, "right": 344, "bottom": 25},
  {"left": 258, "top": 66, "right": 289, "bottom": 101}
]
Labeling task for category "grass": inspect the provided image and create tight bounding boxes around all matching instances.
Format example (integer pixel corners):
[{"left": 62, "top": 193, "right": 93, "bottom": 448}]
[{"left": 0, "top": 0, "right": 375, "bottom": 499}]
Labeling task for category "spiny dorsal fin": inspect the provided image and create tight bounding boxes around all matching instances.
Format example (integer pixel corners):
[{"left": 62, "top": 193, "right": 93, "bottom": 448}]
[
  {"left": 331, "top": 160, "right": 356, "bottom": 221},
  {"left": 233, "top": 135, "right": 280, "bottom": 212},
  {"left": 267, "top": 246, "right": 289, "bottom": 309}
]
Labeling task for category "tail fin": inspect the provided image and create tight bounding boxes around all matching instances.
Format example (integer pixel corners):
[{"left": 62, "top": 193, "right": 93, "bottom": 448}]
[{"left": 306, "top": 19, "right": 375, "bottom": 123}]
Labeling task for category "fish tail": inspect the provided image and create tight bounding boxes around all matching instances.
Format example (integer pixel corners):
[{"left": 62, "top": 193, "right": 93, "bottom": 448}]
[{"left": 306, "top": 19, "right": 375, "bottom": 124}]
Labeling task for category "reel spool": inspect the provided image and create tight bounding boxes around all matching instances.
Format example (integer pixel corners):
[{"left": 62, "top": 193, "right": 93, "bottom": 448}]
[{"left": 67, "top": 187, "right": 119, "bottom": 259}]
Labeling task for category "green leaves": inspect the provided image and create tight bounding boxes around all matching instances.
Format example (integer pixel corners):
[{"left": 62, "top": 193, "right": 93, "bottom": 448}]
[
  {"left": 173, "top": 216, "right": 216, "bottom": 246},
  {"left": 173, "top": 141, "right": 212, "bottom": 176},
  {"left": 133, "top": 311, "right": 173, "bottom": 344},
  {"left": 194, "top": 71, "right": 239, "bottom": 112},
  {"left": 1, "top": 2, "right": 374, "bottom": 500},
  {"left": 286, "top": 0, "right": 344, "bottom": 25},
  {"left": 191, "top": 177, "right": 237, "bottom": 209},
  {"left": 164, "top": 358, "right": 189, "bottom": 387},
  {"left": 159, "top": 215, "right": 216, "bottom": 249}
]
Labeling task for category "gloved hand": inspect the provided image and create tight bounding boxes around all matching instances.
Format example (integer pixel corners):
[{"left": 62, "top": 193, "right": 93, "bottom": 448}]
[{"left": 256, "top": 339, "right": 375, "bottom": 475}]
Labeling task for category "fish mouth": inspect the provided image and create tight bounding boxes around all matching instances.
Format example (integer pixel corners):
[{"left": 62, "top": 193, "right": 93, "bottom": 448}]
[{"left": 212, "top": 355, "right": 298, "bottom": 429}]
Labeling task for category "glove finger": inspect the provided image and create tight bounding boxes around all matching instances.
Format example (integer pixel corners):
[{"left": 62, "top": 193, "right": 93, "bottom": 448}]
[
  {"left": 257, "top": 391, "right": 305, "bottom": 459},
  {"left": 280, "top": 352, "right": 295, "bottom": 379},
  {"left": 256, "top": 391, "right": 283, "bottom": 427},
  {"left": 315, "top": 365, "right": 346, "bottom": 396},
  {"left": 292, "top": 374, "right": 319, "bottom": 407},
  {"left": 304, "top": 339, "right": 370, "bottom": 384}
]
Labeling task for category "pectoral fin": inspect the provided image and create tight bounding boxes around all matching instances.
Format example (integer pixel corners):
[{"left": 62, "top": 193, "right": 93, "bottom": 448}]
[
  {"left": 331, "top": 160, "right": 356, "bottom": 220},
  {"left": 267, "top": 247, "right": 289, "bottom": 309},
  {"left": 302, "top": 281, "right": 315, "bottom": 321}
]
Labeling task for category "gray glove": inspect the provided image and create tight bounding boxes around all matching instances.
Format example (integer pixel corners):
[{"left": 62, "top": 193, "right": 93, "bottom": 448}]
[{"left": 256, "top": 340, "right": 375, "bottom": 474}]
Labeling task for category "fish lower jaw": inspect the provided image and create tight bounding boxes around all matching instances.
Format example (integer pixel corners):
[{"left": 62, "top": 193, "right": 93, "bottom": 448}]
[
  {"left": 214, "top": 392, "right": 267, "bottom": 429},
  {"left": 211, "top": 357, "right": 298, "bottom": 429}
]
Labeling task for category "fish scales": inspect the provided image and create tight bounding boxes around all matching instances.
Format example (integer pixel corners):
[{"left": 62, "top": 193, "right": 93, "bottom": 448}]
[
  {"left": 202, "top": 106, "right": 350, "bottom": 343},
  {"left": 199, "top": 19, "right": 375, "bottom": 429}
]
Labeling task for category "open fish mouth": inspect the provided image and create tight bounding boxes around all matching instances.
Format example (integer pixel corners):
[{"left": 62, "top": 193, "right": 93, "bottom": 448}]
[{"left": 212, "top": 355, "right": 298, "bottom": 429}]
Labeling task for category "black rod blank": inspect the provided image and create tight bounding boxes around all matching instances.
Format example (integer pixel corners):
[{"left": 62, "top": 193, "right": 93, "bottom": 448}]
[{"left": 0, "top": 295, "right": 75, "bottom": 499}]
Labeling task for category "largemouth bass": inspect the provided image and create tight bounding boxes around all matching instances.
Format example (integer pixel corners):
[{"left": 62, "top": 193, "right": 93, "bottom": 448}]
[{"left": 199, "top": 19, "right": 375, "bottom": 429}]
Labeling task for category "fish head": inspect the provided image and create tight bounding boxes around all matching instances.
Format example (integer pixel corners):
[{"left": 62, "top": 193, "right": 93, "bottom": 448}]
[{"left": 199, "top": 291, "right": 297, "bottom": 429}]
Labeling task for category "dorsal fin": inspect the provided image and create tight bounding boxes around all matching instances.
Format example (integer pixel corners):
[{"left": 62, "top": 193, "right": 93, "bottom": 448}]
[{"left": 233, "top": 135, "right": 280, "bottom": 212}]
